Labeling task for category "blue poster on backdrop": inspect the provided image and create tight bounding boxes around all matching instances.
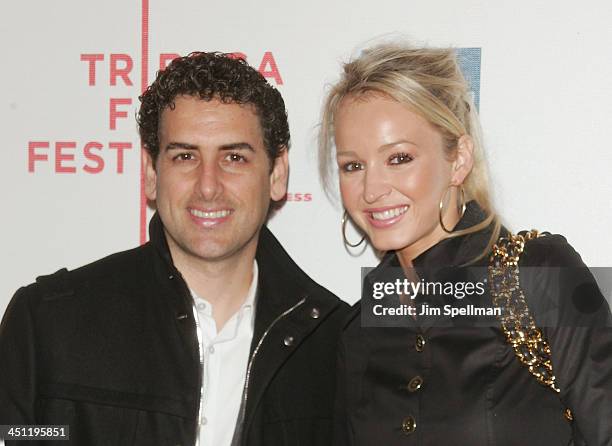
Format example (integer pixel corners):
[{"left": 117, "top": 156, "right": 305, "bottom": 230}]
[{"left": 456, "top": 48, "right": 481, "bottom": 111}]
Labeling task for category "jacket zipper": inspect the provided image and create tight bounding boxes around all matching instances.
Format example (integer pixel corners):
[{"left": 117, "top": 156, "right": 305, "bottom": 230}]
[
  {"left": 233, "top": 297, "right": 307, "bottom": 444},
  {"left": 190, "top": 297, "right": 205, "bottom": 446}
]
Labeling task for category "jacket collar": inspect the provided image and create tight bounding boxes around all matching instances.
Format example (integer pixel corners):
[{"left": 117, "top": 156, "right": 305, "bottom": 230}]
[
  {"left": 252, "top": 223, "right": 340, "bottom": 343},
  {"left": 149, "top": 211, "right": 176, "bottom": 272},
  {"left": 149, "top": 212, "right": 341, "bottom": 441},
  {"left": 367, "top": 201, "right": 498, "bottom": 331},
  {"left": 375, "top": 200, "right": 496, "bottom": 274},
  {"left": 148, "top": 211, "right": 340, "bottom": 337},
  {"left": 414, "top": 200, "right": 495, "bottom": 269}
]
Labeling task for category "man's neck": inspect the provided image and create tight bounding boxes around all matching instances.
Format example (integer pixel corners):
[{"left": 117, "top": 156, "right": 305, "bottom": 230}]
[{"left": 169, "top": 243, "right": 257, "bottom": 332}]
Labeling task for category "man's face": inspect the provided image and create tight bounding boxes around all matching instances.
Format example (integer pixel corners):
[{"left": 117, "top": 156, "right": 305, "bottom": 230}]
[{"left": 144, "top": 95, "right": 288, "bottom": 267}]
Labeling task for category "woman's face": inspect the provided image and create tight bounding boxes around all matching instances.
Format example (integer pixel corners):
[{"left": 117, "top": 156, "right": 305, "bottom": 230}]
[{"left": 334, "top": 93, "right": 469, "bottom": 260}]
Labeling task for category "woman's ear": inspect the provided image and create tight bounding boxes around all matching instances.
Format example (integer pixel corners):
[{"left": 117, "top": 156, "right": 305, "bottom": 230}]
[{"left": 451, "top": 135, "right": 474, "bottom": 185}]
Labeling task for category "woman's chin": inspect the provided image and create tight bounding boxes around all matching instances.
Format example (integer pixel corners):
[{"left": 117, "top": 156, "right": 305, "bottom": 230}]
[{"left": 369, "top": 234, "right": 415, "bottom": 253}]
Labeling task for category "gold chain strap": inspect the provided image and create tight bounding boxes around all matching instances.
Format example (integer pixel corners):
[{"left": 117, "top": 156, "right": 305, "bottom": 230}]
[
  {"left": 488, "top": 230, "right": 560, "bottom": 392},
  {"left": 488, "top": 230, "right": 573, "bottom": 422}
]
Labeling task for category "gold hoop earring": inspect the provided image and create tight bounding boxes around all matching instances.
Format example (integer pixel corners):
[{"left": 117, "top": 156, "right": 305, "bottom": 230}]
[
  {"left": 439, "top": 185, "right": 466, "bottom": 234},
  {"left": 342, "top": 211, "right": 365, "bottom": 248}
]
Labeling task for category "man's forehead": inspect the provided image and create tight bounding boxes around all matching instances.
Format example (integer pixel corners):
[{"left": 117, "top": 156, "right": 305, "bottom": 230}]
[
  {"left": 164, "top": 94, "right": 259, "bottom": 116},
  {"left": 159, "top": 96, "right": 263, "bottom": 138}
]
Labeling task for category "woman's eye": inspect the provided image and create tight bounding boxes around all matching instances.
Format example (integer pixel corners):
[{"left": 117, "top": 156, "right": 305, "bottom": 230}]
[
  {"left": 342, "top": 162, "right": 363, "bottom": 172},
  {"left": 225, "top": 153, "right": 247, "bottom": 163},
  {"left": 389, "top": 153, "right": 413, "bottom": 165}
]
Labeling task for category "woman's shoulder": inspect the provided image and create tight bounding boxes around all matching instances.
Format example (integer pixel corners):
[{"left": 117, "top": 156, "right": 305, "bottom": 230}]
[
  {"left": 514, "top": 231, "right": 610, "bottom": 325},
  {"left": 518, "top": 232, "right": 586, "bottom": 268}
]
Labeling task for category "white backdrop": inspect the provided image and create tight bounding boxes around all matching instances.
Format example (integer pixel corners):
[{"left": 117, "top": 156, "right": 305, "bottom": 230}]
[{"left": 2, "top": 0, "right": 612, "bottom": 316}]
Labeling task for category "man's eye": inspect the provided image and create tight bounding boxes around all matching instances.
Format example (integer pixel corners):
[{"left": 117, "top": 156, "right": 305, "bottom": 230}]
[
  {"left": 225, "top": 153, "right": 247, "bottom": 162},
  {"left": 389, "top": 153, "right": 413, "bottom": 165},
  {"left": 173, "top": 152, "right": 195, "bottom": 161},
  {"left": 342, "top": 162, "right": 363, "bottom": 172}
]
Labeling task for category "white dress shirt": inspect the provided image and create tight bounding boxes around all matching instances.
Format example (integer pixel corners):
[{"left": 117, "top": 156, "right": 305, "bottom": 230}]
[{"left": 191, "top": 261, "right": 258, "bottom": 446}]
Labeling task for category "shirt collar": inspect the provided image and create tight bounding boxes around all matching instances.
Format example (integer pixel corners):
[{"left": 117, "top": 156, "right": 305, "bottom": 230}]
[
  {"left": 243, "top": 260, "right": 258, "bottom": 328},
  {"left": 190, "top": 261, "right": 258, "bottom": 324}
]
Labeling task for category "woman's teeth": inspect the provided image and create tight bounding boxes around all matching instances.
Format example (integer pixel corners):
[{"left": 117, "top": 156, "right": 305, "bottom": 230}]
[{"left": 371, "top": 205, "right": 408, "bottom": 221}]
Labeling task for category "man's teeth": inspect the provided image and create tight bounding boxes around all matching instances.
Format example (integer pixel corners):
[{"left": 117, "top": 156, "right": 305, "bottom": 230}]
[
  {"left": 190, "top": 209, "right": 231, "bottom": 219},
  {"left": 371, "top": 206, "right": 408, "bottom": 221}
]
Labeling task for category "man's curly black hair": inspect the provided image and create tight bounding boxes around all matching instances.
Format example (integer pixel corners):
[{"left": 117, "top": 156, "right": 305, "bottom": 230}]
[{"left": 137, "top": 52, "right": 290, "bottom": 166}]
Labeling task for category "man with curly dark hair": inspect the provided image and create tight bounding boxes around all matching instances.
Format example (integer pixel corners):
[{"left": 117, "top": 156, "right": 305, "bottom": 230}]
[
  {"left": 0, "top": 52, "right": 349, "bottom": 446},
  {"left": 138, "top": 52, "right": 289, "bottom": 165}
]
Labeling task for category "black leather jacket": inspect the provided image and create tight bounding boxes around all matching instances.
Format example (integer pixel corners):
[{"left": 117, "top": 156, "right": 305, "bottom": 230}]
[
  {"left": 334, "top": 203, "right": 612, "bottom": 446},
  {"left": 0, "top": 214, "right": 349, "bottom": 445}
]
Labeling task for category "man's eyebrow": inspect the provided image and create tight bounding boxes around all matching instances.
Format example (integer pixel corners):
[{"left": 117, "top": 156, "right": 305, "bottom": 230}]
[
  {"left": 165, "top": 142, "right": 198, "bottom": 151},
  {"left": 219, "top": 142, "right": 255, "bottom": 152}
]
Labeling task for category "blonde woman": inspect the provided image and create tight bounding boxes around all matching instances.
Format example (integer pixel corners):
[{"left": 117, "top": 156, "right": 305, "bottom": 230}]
[{"left": 319, "top": 43, "right": 612, "bottom": 445}]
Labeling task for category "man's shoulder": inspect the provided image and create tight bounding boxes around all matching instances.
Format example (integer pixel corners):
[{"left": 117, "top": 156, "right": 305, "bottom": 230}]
[
  {"left": 15, "top": 244, "right": 155, "bottom": 305},
  {"left": 302, "top": 276, "right": 351, "bottom": 323},
  {"left": 298, "top": 270, "right": 347, "bottom": 307}
]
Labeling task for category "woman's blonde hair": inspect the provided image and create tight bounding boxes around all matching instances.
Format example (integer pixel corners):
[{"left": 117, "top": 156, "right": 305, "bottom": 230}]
[{"left": 318, "top": 42, "right": 500, "bottom": 259}]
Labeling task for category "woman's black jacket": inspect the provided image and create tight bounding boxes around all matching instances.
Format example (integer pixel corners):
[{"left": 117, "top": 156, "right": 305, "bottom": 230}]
[{"left": 334, "top": 203, "right": 612, "bottom": 446}]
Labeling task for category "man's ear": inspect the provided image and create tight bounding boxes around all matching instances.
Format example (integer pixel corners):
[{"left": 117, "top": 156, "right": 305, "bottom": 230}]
[
  {"left": 269, "top": 148, "right": 289, "bottom": 201},
  {"left": 143, "top": 150, "right": 158, "bottom": 201},
  {"left": 451, "top": 135, "right": 474, "bottom": 186}
]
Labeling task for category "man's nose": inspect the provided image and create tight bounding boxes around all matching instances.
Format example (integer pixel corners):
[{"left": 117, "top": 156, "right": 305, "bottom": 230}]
[{"left": 196, "top": 161, "right": 224, "bottom": 201}]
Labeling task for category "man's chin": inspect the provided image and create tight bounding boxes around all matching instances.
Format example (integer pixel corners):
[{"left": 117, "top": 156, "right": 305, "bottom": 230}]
[{"left": 189, "top": 241, "right": 235, "bottom": 261}]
